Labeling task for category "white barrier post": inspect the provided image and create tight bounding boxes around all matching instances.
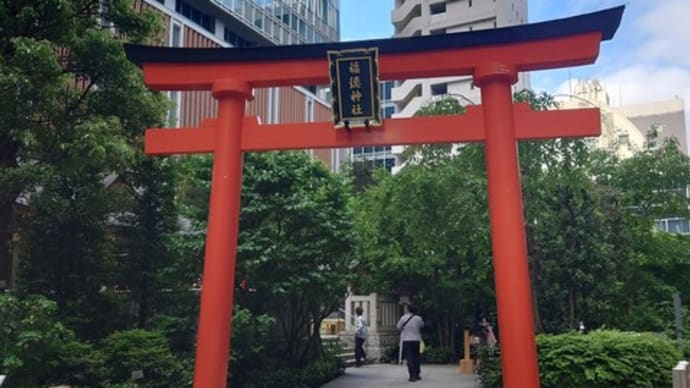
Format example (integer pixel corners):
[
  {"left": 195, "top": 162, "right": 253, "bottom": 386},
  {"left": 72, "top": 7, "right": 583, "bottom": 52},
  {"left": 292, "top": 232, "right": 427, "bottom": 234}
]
[{"left": 673, "top": 361, "right": 689, "bottom": 388}]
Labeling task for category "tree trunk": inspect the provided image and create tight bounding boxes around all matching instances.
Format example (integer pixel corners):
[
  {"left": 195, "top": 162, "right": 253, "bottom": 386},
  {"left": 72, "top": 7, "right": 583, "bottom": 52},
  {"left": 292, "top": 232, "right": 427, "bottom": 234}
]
[
  {"left": 568, "top": 287, "right": 576, "bottom": 329},
  {"left": 137, "top": 287, "right": 150, "bottom": 328},
  {"left": 0, "top": 132, "right": 20, "bottom": 290},
  {"left": 449, "top": 320, "right": 457, "bottom": 352}
]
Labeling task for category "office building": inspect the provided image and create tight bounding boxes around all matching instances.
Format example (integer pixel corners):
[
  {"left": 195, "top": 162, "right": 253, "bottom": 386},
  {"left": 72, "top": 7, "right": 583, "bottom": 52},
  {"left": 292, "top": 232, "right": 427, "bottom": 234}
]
[
  {"left": 558, "top": 79, "right": 687, "bottom": 159},
  {"left": 354, "top": 0, "right": 531, "bottom": 171},
  {"left": 137, "top": 0, "right": 348, "bottom": 171},
  {"left": 391, "top": 0, "right": 529, "bottom": 116}
]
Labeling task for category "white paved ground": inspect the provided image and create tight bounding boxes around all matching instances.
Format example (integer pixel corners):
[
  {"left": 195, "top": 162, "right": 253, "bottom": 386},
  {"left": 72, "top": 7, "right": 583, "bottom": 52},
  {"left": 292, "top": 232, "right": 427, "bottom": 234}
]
[{"left": 320, "top": 364, "right": 481, "bottom": 388}]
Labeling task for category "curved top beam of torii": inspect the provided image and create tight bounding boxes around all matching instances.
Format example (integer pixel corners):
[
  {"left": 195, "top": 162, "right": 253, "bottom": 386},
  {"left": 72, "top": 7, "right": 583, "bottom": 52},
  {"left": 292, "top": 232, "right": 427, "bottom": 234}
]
[{"left": 125, "top": 6, "right": 623, "bottom": 90}]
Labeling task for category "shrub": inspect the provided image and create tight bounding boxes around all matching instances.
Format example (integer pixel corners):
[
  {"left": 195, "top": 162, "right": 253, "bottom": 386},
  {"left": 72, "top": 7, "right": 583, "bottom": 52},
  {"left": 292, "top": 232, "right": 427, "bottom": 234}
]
[
  {"left": 0, "top": 294, "right": 105, "bottom": 387},
  {"left": 380, "top": 344, "right": 401, "bottom": 364},
  {"left": 244, "top": 357, "right": 344, "bottom": 388},
  {"left": 422, "top": 346, "right": 455, "bottom": 364},
  {"left": 477, "top": 330, "right": 682, "bottom": 388},
  {"left": 100, "top": 329, "right": 189, "bottom": 387}
]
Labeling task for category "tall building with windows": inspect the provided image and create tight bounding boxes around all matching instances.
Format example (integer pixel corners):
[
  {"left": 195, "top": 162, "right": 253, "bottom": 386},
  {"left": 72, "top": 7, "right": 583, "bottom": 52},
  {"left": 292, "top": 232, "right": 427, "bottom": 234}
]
[
  {"left": 138, "top": 0, "right": 348, "bottom": 171},
  {"left": 353, "top": 0, "right": 530, "bottom": 171},
  {"left": 391, "top": 0, "right": 529, "bottom": 116},
  {"left": 351, "top": 81, "right": 398, "bottom": 171}
]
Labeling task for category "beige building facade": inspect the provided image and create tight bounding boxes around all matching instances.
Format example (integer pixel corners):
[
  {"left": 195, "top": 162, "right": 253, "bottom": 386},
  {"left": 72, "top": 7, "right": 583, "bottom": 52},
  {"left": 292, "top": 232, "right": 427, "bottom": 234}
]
[{"left": 557, "top": 80, "right": 687, "bottom": 159}]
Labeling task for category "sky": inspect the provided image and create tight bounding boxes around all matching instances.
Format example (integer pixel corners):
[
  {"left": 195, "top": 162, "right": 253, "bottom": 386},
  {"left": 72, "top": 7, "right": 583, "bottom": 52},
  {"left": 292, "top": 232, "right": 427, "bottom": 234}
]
[{"left": 340, "top": 0, "right": 690, "bottom": 117}]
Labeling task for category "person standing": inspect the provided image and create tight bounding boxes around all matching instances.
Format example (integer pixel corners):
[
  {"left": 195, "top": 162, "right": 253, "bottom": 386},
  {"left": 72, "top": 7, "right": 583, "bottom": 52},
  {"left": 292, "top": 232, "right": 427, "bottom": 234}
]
[
  {"left": 397, "top": 304, "right": 424, "bottom": 382},
  {"left": 354, "top": 306, "right": 368, "bottom": 367}
]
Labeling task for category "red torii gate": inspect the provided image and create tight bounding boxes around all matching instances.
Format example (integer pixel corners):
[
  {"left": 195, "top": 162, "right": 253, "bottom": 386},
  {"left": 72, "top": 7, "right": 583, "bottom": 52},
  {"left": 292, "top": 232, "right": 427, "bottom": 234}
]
[{"left": 126, "top": 6, "right": 623, "bottom": 388}]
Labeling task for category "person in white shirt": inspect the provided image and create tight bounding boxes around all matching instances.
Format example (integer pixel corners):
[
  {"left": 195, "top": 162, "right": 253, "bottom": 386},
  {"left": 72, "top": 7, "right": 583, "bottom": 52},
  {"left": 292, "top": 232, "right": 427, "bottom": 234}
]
[
  {"left": 397, "top": 303, "right": 424, "bottom": 382},
  {"left": 354, "top": 306, "right": 368, "bottom": 367}
]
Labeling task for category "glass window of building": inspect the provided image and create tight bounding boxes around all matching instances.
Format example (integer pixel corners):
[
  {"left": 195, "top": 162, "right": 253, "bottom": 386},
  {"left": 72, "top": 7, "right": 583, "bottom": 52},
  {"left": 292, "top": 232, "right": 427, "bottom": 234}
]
[
  {"left": 430, "top": 2, "right": 446, "bottom": 15},
  {"left": 176, "top": 0, "right": 215, "bottom": 32}
]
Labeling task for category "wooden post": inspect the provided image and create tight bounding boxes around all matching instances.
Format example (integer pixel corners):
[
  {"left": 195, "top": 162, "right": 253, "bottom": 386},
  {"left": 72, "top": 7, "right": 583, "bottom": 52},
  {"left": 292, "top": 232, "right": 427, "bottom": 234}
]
[{"left": 459, "top": 329, "right": 474, "bottom": 374}]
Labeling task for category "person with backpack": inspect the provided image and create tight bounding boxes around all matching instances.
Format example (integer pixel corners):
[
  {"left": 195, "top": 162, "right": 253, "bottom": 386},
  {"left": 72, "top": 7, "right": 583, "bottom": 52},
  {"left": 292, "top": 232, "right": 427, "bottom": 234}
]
[{"left": 397, "top": 303, "right": 424, "bottom": 382}]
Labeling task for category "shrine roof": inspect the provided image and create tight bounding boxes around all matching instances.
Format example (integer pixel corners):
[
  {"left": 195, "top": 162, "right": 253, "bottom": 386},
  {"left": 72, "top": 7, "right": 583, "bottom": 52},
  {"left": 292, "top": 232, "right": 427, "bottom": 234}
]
[{"left": 125, "top": 5, "right": 624, "bottom": 66}]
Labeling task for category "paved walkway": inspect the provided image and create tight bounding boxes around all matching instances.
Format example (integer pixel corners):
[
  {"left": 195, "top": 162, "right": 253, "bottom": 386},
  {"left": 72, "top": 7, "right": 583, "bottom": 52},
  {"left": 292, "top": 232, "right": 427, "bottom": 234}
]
[{"left": 321, "top": 364, "right": 481, "bottom": 388}]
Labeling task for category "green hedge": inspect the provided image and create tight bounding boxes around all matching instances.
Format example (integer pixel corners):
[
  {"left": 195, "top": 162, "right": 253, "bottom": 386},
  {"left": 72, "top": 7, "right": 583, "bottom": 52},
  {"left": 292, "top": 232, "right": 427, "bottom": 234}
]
[
  {"left": 244, "top": 357, "right": 345, "bottom": 388},
  {"left": 478, "top": 330, "right": 682, "bottom": 388},
  {"left": 422, "top": 346, "right": 455, "bottom": 364},
  {"left": 100, "top": 329, "right": 190, "bottom": 387}
]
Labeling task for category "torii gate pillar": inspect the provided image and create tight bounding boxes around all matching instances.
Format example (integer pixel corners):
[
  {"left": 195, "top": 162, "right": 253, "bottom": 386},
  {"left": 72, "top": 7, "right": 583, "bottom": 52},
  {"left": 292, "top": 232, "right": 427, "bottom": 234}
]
[
  {"left": 194, "top": 80, "right": 251, "bottom": 387},
  {"left": 475, "top": 63, "right": 539, "bottom": 384}
]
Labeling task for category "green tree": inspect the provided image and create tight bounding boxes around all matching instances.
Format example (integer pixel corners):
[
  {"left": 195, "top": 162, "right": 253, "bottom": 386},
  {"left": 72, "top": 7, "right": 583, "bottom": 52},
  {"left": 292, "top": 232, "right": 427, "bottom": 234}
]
[
  {"left": 0, "top": 0, "right": 167, "bottom": 336},
  {"left": 353, "top": 96, "right": 493, "bottom": 351},
  {"left": 100, "top": 329, "right": 189, "bottom": 387},
  {"left": 238, "top": 151, "right": 356, "bottom": 367},
  {"left": 0, "top": 294, "right": 104, "bottom": 387},
  {"left": 115, "top": 156, "right": 178, "bottom": 329},
  {"left": 171, "top": 152, "right": 357, "bottom": 369},
  {"left": 514, "top": 90, "right": 690, "bottom": 333}
]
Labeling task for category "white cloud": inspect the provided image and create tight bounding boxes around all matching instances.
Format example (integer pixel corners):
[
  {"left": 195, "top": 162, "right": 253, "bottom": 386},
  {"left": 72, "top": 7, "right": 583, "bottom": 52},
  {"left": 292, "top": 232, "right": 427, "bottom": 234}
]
[
  {"left": 595, "top": 66, "right": 690, "bottom": 107},
  {"left": 555, "top": 65, "right": 689, "bottom": 110},
  {"left": 544, "top": 1, "right": 690, "bottom": 130},
  {"left": 634, "top": 0, "right": 690, "bottom": 67}
]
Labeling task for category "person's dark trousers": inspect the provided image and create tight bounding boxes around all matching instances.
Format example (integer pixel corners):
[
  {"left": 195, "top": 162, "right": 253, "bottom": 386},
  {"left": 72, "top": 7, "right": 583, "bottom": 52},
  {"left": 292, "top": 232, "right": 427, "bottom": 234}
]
[
  {"left": 403, "top": 341, "right": 421, "bottom": 380},
  {"left": 355, "top": 336, "right": 366, "bottom": 366}
]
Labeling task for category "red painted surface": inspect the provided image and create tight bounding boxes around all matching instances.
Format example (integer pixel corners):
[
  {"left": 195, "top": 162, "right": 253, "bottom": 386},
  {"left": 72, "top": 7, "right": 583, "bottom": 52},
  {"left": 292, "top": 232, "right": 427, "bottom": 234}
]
[
  {"left": 145, "top": 104, "right": 601, "bottom": 155},
  {"left": 138, "top": 22, "right": 614, "bottom": 388},
  {"left": 475, "top": 63, "right": 540, "bottom": 387},
  {"left": 192, "top": 80, "right": 251, "bottom": 388}
]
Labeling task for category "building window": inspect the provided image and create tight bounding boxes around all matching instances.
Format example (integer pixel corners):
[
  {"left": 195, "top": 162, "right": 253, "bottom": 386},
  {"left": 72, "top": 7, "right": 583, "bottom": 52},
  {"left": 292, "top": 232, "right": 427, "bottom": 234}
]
[
  {"left": 268, "top": 87, "right": 280, "bottom": 124},
  {"left": 167, "top": 91, "right": 181, "bottom": 127},
  {"left": 618, "top": 134, "right": 629, "bottom": 146},
  {"left": 224, "top": 27, "right": 254, "bottom": 47},
  {"left": 382, "top": 105, "right": 396, "bottom": 118},
  {"left": 431, "top": 83, "right": 448, "bottom": 96},
  {"left": 381, "top": 81, "right": 394, "bottom": 101},
  {"left": 385, "top": 158, "right": 395, "bottom": 171},
  {"left": 659, "top": 218, "right": 690, "bottom": 234},
  {"left": 175, "top": 0, "right": 215, "bottom": 33},
  {"left": 167, "top": 20, "right": 183, "bottom": 128},
  {"left": 430, "top": 2, "right": 446, "bottom": 15},
  {"left": 305, "top": 98, "right": 314, "bottom": 122},
  {"left": 170, "top": 20, "right": 183, "bottom": 47}
]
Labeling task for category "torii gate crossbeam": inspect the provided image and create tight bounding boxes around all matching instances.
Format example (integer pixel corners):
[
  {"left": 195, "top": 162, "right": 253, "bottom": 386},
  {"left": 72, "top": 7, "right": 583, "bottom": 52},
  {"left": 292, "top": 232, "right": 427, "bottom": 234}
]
[{"left": 126, "top": 6, "right": 623, "bottom": 388}]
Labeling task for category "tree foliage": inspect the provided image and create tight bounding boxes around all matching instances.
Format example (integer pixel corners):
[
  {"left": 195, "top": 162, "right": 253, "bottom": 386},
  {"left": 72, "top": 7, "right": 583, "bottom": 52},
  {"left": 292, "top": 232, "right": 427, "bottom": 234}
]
[
  {"left": 479, "top": 330, "right": 682, "bottom": 388},
  {"left": 353, "top": 91, "right": 690, "bottom": 354},
  {"left": 172, "top": 151, "right": 357, "bottom": 371},
  {"left": 353, "top": 96, "right": 492, "bottom": 351},
  {"left": 0, "top": 294, "right": 104, "bottom": 387},
  {"left": 0, "top": 0, "right": 169, "bottom": 338}
]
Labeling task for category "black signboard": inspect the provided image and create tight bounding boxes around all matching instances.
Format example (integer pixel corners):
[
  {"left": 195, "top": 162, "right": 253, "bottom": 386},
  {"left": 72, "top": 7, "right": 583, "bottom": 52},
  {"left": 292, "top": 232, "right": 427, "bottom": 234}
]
[{"left": 328, "top": 48, "right": 381, "bottom": 128}]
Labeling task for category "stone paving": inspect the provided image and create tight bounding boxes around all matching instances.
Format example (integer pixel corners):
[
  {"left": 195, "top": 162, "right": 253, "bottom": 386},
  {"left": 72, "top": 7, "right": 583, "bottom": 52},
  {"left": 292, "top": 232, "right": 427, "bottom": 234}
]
[{"left": 320, "top": 364, "right": 481, "bottom": 388}]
